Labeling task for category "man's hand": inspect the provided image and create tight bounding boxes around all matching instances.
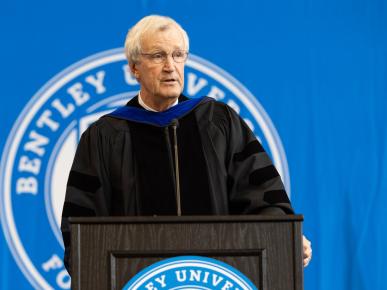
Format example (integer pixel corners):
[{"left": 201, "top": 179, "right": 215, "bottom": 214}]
[{"left": 303, "top": 235, "right": 312, "bottom": 267}]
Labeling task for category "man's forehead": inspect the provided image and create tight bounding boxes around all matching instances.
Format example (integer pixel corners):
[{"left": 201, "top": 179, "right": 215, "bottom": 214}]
[{"left": 141, "top": 26, "right": 185, "bottom": 50}]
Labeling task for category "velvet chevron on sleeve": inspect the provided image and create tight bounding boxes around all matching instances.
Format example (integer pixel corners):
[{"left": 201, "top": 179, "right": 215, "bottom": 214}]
[
  {"left": 60, "top": 122, "right": 113, "bottom": 273},
  {"left": 225, "top": 104, "right": 293, "bottom": 215},
  {"left": 195, "top": 100, "right": 294, "bottom": 215}
]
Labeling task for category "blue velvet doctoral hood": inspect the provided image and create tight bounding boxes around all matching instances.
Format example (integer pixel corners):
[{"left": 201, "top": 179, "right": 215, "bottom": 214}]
[{"left": 108, "top": 96, "right": 213, "bottom": 127}]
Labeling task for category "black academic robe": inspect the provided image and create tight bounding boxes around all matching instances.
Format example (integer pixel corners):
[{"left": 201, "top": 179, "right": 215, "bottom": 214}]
[{"left": 61, "top": 95, "right": 293, "bottom": 272}]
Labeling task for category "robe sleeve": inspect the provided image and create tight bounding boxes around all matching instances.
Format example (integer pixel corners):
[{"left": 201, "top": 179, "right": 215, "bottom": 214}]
[
  {"left": 224, "top": 106, "right": 294, "bottom": 215},
  {"left": 60, "top": 122, "right": 113, "bottom": 274}
]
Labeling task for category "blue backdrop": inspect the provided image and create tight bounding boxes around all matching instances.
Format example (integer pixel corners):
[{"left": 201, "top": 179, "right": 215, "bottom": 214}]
[{"left": 1, "top": 0, "right": 386, "bottom": 289}]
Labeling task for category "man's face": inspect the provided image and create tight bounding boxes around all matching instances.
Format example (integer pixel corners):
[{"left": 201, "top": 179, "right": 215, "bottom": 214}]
[{"left": 132, "top": 26, "right": 186, "bottom": 104}]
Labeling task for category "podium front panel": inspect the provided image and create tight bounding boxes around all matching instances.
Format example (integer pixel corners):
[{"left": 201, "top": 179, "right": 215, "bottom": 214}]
[{"left": 70, "top": 215, "right": 303, "bottom": 290}]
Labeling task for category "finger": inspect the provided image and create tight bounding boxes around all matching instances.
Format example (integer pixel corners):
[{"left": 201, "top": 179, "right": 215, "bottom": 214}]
[
  {"left": 303, "top": 246, "right": 312, "bottom": 258},
  {"left": 303, "top": 257, "right": 311, "bottom": 267},
  {"left": 303, "top": 235, "right": 311, "bottom": 247}
]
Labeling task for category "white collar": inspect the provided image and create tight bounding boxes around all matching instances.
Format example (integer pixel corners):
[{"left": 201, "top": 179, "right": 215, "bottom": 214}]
[{"left": 138, "top": 91, "right": 178, "bottom": 112}]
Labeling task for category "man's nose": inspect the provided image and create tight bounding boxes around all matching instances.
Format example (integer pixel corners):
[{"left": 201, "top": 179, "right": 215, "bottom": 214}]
[{"left": 162, "top": 55, "right": 175, "bottom": 71}]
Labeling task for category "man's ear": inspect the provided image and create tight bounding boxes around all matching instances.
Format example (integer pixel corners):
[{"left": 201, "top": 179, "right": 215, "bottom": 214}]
[{"left": 130, "top": 63, "right": 139, "bottom": 78}]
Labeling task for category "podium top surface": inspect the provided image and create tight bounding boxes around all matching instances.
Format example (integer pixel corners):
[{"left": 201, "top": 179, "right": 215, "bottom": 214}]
[{"left": 69, "top": 214, "right": 303, "bottom": 224}]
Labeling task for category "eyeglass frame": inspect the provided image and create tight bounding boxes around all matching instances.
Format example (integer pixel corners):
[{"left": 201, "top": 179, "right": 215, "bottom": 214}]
[{"left": 140, "top": 50, "right": 189, "bottom": 64}]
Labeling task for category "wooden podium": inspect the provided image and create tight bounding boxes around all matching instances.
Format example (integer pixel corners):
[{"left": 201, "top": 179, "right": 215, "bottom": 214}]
[{"left": 69, "top": 215, "right": 304, "bottom": 290}]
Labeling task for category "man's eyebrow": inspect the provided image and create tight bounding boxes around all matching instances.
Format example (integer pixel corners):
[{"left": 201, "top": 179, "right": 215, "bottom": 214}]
[
  {"left": 147, "top": 45, "right": 185, "bottom": 51},
  {"left": 145, "top": 48, "right": 163, "bottom": 53}
]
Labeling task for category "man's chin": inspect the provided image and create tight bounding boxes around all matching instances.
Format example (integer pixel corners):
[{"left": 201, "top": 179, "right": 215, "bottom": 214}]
[{"left": 159, "top": 89, "right": 182, "bottom": 99}]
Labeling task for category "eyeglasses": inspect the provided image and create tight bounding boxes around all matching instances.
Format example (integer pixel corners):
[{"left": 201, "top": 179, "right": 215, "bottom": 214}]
[{"left": 140, "top": 50, "right": 189, "bottom": 64}]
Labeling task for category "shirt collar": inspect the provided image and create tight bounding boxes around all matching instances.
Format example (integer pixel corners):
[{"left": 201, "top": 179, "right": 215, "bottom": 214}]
[{"left": 138, "top": 91, "right": 179, "bottom": 112}]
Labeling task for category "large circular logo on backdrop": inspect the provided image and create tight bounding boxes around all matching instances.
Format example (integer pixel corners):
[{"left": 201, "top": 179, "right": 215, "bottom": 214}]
[
  {"left": 0, "top": 48, "right": 290, "bottom": 289},
  {"left": 122, "top": 256, "right": 257, "bottom": 290}
]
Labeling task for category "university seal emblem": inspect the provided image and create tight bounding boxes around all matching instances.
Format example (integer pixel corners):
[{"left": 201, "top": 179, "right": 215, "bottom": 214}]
[{"left": 123, "top": 256, "right": 257, "bottom": 290}]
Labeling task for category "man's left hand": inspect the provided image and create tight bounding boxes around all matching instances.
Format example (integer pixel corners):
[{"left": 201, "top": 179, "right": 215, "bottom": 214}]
[{"left": 303, "top": 235, "right": 312, "bottom": 267}]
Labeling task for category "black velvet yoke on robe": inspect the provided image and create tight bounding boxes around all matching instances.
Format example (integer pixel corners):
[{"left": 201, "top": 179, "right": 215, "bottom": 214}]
[{"left": 127, "top": 95, "right": 212, "bottom": 215}]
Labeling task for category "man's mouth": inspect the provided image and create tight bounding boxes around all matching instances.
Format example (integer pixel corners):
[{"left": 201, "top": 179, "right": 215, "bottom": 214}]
[{"left": 161, "top": 78, "right": 177, "bottom": 84}]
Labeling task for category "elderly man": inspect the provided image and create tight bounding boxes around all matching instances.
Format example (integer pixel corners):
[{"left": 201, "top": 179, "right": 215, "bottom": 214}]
[{"left": 61, "top": 15, "right": 312, "bottom": 273}]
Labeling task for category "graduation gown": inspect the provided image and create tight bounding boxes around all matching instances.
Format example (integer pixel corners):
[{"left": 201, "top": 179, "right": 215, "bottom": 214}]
[{"left": 61, "top": 95, "right": 294, "bottom": 272}]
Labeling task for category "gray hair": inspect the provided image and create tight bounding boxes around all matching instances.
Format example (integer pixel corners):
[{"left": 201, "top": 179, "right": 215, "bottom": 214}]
[{"left": 124, "top": 15, "right": 190, "bottom": 66}]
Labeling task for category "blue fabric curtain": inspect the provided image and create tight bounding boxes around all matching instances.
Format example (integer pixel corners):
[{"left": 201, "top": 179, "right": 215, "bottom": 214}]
[{"left": 0, "top": 0, "right": 386, "bottom": 289}]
